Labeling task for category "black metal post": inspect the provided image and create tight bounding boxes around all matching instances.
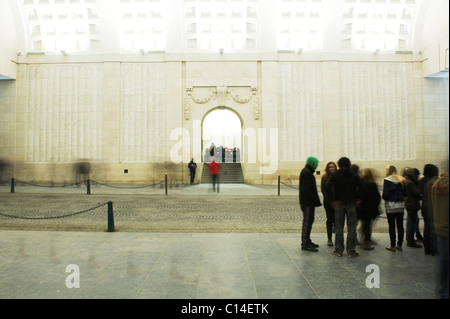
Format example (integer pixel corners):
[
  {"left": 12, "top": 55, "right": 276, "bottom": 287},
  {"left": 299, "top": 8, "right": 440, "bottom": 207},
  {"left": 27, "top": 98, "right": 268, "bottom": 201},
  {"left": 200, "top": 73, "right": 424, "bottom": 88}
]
[
  {"left": 107, "top": 201, "right": 115, "bottom": 232},
  {"left": 87, "top": 179, "right": 91, "bottom": 195},
  {"left": 278, "top": 175, "right": 280, "bottom": 196},
  {"left": 10, "top": 178, "right": 15, "bottom": 194},
  {"left": 165, "top": 174, "right": 168, "bottom": 195}
]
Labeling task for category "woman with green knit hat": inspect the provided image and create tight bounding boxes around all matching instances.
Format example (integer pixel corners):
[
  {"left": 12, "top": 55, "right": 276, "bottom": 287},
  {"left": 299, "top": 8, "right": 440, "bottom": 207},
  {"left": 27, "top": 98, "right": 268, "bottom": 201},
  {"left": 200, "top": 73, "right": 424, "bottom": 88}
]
[{"left": 299, "top": 156, "right": 322, "bottom": 252}]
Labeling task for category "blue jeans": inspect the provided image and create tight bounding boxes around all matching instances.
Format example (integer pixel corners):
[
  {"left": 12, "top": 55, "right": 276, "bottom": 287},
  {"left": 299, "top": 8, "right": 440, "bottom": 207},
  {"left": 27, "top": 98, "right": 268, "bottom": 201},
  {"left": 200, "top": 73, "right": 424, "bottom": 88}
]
[
  {"left": 437, "top": 235, "right": 449, "bottom": 299},
  {"left": 301, "top": 205, "right": 315, "bottom": 247},
  {"left": 406, "top": 210, "right": 419, "bottom": 243},
  {"left": 334, "top": 203, "right": 358, "bottom": 254}
]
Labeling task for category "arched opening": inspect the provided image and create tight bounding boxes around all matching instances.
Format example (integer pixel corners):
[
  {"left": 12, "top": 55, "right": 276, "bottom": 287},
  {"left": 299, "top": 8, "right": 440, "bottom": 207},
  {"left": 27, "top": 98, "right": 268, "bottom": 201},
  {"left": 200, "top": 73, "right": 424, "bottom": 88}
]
[{"left": 202, "top": 108, "right": 242, "bottom": 163}]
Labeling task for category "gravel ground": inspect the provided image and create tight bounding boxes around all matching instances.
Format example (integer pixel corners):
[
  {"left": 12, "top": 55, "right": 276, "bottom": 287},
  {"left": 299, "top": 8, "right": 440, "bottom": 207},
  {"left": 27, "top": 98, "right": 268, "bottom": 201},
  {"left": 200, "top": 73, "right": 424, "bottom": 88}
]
[{"left": 0, "top": 192, "right": 391, "bottom": 234}]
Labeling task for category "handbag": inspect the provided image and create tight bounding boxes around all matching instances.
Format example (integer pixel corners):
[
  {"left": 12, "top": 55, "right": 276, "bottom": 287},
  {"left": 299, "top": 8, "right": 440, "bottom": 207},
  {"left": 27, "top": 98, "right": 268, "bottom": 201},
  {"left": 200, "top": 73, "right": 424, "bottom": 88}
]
[{"left": 385, "top": 200, "right": 404, "bottom": 213}]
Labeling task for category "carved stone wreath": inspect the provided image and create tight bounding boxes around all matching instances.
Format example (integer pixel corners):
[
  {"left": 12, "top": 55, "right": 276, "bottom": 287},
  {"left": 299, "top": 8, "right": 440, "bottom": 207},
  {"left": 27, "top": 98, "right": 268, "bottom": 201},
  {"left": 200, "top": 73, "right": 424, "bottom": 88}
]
[
  {"left": 186, "top": 87, "right": 215, "bottom": 104},
  {"left": 185, "top": 86, "right": 260, "bottom": 120}
]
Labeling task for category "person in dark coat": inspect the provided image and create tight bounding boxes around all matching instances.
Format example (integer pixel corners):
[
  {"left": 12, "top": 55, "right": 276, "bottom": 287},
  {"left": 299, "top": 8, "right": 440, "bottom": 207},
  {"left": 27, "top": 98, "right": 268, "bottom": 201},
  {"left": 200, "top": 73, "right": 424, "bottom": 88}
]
[
  {"left": 432, "top": 172, "right": 449, "bottom": 299},
  {"left": 404, "top": 168, "right": 422, "bottom": 248},
  {"left": 321, "top": 161, "right": 337, "bottom": 246},
  {"left": 419, "top": 164, "right": 439, "bottom": 255},
  {"left": 327, "top": 157, "right": 363, "bottom": 257},
  {"left": 188, "top": 158, "right": 197, "bottom": 184},
  {"left": 299, "top": 156, "right": 322, "bottom": 252},
  {"left": 359, "top": 168, "right": 381, "bottom": 250}
]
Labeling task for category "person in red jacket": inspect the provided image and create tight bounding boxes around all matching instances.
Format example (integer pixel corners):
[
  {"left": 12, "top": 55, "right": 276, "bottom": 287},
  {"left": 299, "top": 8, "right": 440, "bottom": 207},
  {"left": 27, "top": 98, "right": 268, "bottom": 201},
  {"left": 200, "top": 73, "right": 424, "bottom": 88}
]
[{"left": 208, "top": 159, "right": 221, "bottom": 192}]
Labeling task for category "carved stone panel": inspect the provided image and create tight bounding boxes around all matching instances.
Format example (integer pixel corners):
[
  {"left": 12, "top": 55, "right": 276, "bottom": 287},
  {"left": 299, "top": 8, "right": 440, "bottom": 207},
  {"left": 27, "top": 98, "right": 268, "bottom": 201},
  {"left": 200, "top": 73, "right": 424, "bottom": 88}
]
[{"left": 185, "top": 86, "right": 260, "bottom": 120}]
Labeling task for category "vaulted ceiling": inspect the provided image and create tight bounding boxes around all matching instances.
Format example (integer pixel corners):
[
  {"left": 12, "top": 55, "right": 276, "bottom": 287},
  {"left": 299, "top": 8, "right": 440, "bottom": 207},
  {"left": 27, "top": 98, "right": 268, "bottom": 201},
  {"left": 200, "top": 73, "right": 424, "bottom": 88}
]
[{"left": 11, "top": 0, "right": 429, "bottom": 55}]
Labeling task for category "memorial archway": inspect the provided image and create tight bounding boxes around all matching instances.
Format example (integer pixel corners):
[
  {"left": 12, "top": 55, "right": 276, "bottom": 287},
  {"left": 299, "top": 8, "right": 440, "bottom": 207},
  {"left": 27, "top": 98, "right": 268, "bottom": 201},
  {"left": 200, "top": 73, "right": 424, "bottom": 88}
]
[{"left": 202, "top": 107, "right": 243, "bottom": 163}]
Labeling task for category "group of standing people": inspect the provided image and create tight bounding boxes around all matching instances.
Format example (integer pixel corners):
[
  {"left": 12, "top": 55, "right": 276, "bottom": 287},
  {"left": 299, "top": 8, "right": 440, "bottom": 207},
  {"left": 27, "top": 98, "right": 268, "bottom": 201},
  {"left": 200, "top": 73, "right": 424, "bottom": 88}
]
[
  {"left": 383, "top": 164, "right": 448, "bottom": 299},
  {"left": 204, "top": 143, "right": 241, "bottom": 163},
  {"left": 299, "top": 157, "right": 448, "bottom": 255},
  {"left": 300, "top": 156, "right": 379, "bottom": 257},
  {"left": 299, "top": 156, "right": 448, "bottom": 298},
  {"left": 382, "top": 164, "right": 447, "bottom": 254}
]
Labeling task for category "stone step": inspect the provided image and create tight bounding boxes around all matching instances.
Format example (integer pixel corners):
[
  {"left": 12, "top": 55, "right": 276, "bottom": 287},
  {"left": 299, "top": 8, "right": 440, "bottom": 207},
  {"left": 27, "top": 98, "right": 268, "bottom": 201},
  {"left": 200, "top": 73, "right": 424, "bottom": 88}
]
[{"left": 201, "top": 163, "right": 244, "bottom": 184}]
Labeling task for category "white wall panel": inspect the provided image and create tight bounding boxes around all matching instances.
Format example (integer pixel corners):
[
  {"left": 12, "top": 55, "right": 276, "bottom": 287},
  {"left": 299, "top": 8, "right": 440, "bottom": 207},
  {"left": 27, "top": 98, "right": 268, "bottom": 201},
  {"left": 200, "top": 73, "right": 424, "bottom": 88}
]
[
  {"left": 339, "top": 62, "right": 416, "bottom": 160},
  {"left": 120, "top": 63, "right": 166, "bottom": 163},
  {"left": 278, "top": 62, "right": 324, "bottom": 162},
  {"left": 26, "top": 64, "right": 103, "bottom": 163}
]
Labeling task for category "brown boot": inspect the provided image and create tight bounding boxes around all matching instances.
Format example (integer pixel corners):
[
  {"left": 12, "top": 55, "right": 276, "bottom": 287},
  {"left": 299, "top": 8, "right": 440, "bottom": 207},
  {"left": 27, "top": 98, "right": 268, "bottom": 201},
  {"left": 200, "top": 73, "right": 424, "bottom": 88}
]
[
  {"left": 407, "top": 241, "right": 422, "bottom": 248},
  {"left": 364, "top": 241, "right": 374, "bottom": 250}
]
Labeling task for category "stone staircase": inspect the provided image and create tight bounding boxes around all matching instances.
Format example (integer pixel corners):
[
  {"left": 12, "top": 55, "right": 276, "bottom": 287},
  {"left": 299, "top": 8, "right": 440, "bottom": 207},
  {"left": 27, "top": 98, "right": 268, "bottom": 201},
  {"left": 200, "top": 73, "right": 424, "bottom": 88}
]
[{"left": 201, "top": 163, "right": 244, "bottom": 184}]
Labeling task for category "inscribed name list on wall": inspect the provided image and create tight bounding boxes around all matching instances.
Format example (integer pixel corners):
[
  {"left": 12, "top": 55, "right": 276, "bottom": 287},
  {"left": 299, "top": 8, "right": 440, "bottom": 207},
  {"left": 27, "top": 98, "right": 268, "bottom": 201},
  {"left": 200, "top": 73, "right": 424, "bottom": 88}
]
[{"left": 26, "top": 64, "right": 103, "bottom": 163}]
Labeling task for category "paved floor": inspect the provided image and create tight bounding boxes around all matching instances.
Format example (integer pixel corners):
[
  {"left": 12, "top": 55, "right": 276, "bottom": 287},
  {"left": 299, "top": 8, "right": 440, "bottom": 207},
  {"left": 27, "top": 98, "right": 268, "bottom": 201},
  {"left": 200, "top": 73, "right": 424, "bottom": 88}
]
[
  {"left": 0, "top": 231, "right": 441, "bottom": 300},
  {"left": 0, "top": 182, "right": 444, "bottom": 301}
]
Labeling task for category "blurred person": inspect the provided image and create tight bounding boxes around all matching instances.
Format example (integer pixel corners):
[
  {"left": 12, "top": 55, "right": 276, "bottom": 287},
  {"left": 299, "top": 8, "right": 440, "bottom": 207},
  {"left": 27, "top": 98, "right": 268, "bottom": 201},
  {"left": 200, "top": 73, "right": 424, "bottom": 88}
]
[
  {"left": 351, "top": 164, "right": 360, "bottom": 176},
  {"left": 431, "top": 172, "right": 449, "bottom": 299},
  {"left": 419, "top": 164, "right": 439, "bottom": 255},
  {"left": 359, "top": 168, "right": 381, "bottom": 250},
  {"left": 299, "top": 156, "right": 322, "bottom": 252},
  {"left": 383, "top": 165, "right": 407, "bottom": 252},
  {"left": 209, "top": 143, "right": 216, "bottom": 157},
  {"left": 404, "top": 168, "right": 423, "bottom": 248},
  {"left": 220, "top": 145, "right": 225, "bottom": 163},
  {"left": 208, "top": 158, "right": 221, "bottom": 193},
  {"left": 233, "top": 147, "right": 240, "bottom": 163},
  {"left": 73, "top": 159, "right": 91, "bottom": 186},
  {"left": 188, "top": 158, "right": 197, "bottom": 184},
  {"left": 402, "top": 167, "right": 410, "bottom": 177},
  {"left": 0, "top": 158, "right": 11, "bottom": 183},
  {"left": 351, "top": 163, "right": 363, "bottom": 245},
  {"left": 225, "top": 147, "right": 233, "bottom": 163},
  {"left": 327, "top": 157, "right": 363, "bottom": 258},
  {"left": 403, "top": 167, "right": 423, "bottom": 241},
  {"left": 321, "top": 161, "right": 337, "bottom": 247}
]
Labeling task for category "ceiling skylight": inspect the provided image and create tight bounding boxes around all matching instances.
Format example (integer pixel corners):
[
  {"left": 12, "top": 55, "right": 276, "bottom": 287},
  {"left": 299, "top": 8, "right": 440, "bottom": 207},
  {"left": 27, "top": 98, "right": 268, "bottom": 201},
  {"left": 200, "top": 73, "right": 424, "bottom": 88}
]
[
  {"left": 15, "top": 0, "right": 423, "bottom": 54},
  {"left": 183, "top": 0, "right": 259, "bottom": 51},
  {"left": 340, "top": 0, "right": 420, "bottom": 52},
  {"left": 22, "top": 0, "right": 101, "bottom": 53},
  {"left": 277, "top": 0, "right": 324, "bottom": 52},
  {"left": 118, "top": 0, "right": 165, "bottom": 52}
]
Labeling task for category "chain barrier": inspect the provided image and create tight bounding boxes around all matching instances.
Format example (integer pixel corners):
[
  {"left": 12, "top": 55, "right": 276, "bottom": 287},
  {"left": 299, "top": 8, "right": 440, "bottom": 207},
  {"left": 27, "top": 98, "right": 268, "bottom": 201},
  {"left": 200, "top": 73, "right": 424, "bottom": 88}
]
[
  {"left": 279, "top": 181, "right": 299, "bottom": 190},
  {"left": 9, "top": 179, "right": 164, "bottom": 189},
  {"left": 90, "top": 180, "right": 163, "bottom": 189},
  {"left": 2, "top": 176, "right": 191, "bottom": 198},
  {"left": 0, "top": 201, "right": 109, "bottom": 220},
  {"left": 12, "top": 179, "right": 85, "bottom": 188},
  {"left": 2, "top": 178, "right": 175, "bottom": 191}
]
